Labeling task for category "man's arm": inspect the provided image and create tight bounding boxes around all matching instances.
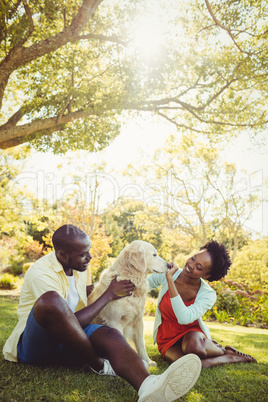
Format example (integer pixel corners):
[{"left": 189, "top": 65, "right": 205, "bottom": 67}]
[{"left": 75, "top": 278, "right": 134, "bottom": 328}]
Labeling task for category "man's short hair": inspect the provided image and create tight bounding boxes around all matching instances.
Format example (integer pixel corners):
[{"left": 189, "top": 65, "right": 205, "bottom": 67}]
[{"left": 52, "top": 225, "right": 88, "bottom": 252}]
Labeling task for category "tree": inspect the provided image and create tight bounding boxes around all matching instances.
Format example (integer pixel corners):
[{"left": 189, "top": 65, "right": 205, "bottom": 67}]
[
  {"left": 102, "top": 197, "right": 194, "bottom": 262},
  {"left": 0, "top": 148, "right": 31, "bottom": 236},
  {"left": 102, "top": 198, "right": 162, "bottom": 256},
  {"left": 0, "top": 147, "right": 37, "bottom": 270},
  {"left": 0, "top": 0, "right": 267, "bottom": 151},
  {"left": 27, "top": 163, "right": 114, "bottom": 281},
  {"left": 89, "top": 217, "right": 113, "bottom": 281},
  {"left": 128, "top": 133, "right": 261, "bottom": 259},
  {"left": 204, "top": 161, "right": 258, "bottom": 260}
]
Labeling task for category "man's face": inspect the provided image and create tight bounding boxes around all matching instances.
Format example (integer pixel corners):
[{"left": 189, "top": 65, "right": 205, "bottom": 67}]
[{"left": 66, "top": 237, "right": 92, "bottom": 272}]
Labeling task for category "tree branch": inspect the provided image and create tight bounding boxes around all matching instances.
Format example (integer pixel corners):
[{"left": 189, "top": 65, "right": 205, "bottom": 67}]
[
  {"left": 0, "top": 0, "right": 104, "bottom": 109},
  {"left": 156, "top": 111, "right": 211, "bottom": 134},
  {"left": 204, "top": 0, "right": 252, "bottom": 55},
  {"left": 15, "top": 1, "right": 35, "bottom": 47},
  {"left": 0, "top": 108, "right": 101, "bottom": 149},
  {"left": 72, "top": 33, "right": 127, "bottom": 46}
]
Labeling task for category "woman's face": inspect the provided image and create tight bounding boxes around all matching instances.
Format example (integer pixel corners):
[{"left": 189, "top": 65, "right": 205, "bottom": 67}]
[{"left": 183, "top": 249, "right": 212, "bottom": 280}]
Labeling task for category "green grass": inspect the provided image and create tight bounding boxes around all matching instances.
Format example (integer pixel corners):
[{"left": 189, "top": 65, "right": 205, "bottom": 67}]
[{"left": 1, "top": 296, "right": 268, "bottom": 401}]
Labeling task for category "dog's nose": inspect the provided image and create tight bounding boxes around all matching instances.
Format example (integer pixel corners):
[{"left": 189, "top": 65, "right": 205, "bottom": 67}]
[{"left": 167, "top": 262, "right": 171, "bottom": 269}]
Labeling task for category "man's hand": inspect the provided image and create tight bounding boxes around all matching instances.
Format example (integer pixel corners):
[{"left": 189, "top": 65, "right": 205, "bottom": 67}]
[
  {"left": 106, "top": 277, "right": 135, "bottom": 300},
  {"left": 76, "top": 278, "right": 135, "bottom": 327}
]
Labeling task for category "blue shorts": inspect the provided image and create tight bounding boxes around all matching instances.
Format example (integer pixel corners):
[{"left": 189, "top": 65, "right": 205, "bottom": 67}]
[{"left": 17, "top": 308, "right": 104, "bottom": 366}]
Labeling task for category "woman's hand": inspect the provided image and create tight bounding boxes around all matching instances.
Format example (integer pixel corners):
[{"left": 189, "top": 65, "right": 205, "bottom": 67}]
[
  {"left": 166, "top": 261, "right": 179, "bottom": 280},
  {"left": 106, "top": 277, "right": 135, "bottom": 300},
  {"left": 166, "top": 262, "right": 179, "bottom": 298}
]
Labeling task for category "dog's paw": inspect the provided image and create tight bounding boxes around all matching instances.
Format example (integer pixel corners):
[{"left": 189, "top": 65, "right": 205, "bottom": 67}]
[{"left": 148, "top": 359, "right": 157, "bottom": 367}]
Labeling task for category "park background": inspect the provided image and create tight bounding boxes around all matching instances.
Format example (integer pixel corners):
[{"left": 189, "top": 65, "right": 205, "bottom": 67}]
[{"left": 0, "top": 0, "right": 268, "bottom": 400}]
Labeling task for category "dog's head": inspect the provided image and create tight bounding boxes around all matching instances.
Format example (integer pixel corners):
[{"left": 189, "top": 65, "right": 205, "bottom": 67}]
[{"left": 121, "top": 240, "right": 169, "bottom": 275}]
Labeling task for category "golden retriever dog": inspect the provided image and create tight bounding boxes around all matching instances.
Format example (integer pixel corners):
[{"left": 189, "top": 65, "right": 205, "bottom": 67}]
[{"left": 87, "top": 240, "right": 169, "bottom": 366}]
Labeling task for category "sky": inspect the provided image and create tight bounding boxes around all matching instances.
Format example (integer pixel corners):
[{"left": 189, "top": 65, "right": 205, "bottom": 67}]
[{"left": 20, "top": 116, "right": 268, "bottom": 237}]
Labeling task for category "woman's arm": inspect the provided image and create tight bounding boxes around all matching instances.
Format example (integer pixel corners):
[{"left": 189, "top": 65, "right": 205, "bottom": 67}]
[
  {"left": 147, "top": 272, "right": 166, "bottom": 291},
  {"left": 166, "top": 263, "right": 179, "bottom": 298},
  {"left": 170, "top": 291, "right": 216, "bottom": 325},
  {"left": 75, "top": 278, "right": 134, "bottom": 328},
  {"left": 166, "top": 262, "right": 216, "bottom": 325}
]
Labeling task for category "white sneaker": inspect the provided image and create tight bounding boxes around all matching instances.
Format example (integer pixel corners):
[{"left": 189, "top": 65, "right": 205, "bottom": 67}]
[
  {"left": 91, "top": 359, "right": 116, "bottom": 377},
  {"left": 138, "top": 354, "right": 201, "bottom": 402}
]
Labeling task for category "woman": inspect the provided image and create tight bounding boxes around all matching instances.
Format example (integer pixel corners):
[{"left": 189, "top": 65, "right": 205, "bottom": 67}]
[{"left": 148, "top": 240, "right": 256, "bottom": 368}]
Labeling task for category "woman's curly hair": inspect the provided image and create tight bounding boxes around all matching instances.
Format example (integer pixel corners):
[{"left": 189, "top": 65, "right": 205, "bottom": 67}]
[{"left": 200, "top": 240, "right": 231, "bottom": 282}]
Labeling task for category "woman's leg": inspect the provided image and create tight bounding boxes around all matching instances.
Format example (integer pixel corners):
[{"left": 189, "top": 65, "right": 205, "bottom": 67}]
[
  {"left": 182, "top": 331, "right": 225, "bottom": 358},
  {"left": 164, "top": 331, "right": 256, "bottom": 368},
  {"left": 164, "top": 340, "right": 185, "bottom": 364}
]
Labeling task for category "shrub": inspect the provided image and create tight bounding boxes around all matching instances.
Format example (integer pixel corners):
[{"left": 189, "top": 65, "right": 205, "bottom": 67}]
[
  {"left": 148, "top": 287, "right": 160, "bottom": 298},
  {"left": 90, "top": 256, "right": 114, "bottom": 282},
  {"left": 9, "top": 259, "right": 23, "bottom": 276},
  {"left": 216, "top": 292, "right": 240, "bottom": 315},
  {"left": 22, "top": 263, "right": 33, "bottom": 274},
  {"left": 24, "top": 240, "right": 43, "bottom": 262},
  {"left": 145, "top": 298, "right": 157, "bottom": 316},
  {"left": 0, "top": 237, "right": 18, "bottom": 272},
  {"left": 208, "top": 280, "right": 268, "bottom": 328},
  {"left": 228, "top": 238, "right": 268, "bottom": 290},
  {"left": 0, "top": 273, "right": 19, "bottom": 289}
]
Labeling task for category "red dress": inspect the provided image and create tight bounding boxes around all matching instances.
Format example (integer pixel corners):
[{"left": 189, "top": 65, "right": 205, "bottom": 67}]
[{"left": 157, "top": 290, "right": 205, "bottom": 357}]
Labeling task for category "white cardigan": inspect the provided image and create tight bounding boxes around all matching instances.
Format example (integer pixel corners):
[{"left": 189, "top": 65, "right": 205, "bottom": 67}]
[{"left": 147, "top": 269, "right": 217, "bottom": 344}]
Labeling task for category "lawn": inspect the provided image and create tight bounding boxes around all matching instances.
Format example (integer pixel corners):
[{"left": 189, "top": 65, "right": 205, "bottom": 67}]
[{"left": 1, "top": 296, "right": 267, "bottom": 401}]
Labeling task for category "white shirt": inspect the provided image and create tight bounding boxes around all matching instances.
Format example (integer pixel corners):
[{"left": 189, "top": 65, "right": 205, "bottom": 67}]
[{"left": 66, "top": 274, "right": 79, "bottom": 313}]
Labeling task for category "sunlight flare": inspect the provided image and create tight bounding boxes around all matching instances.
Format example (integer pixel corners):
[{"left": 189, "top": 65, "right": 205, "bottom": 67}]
[{"left": 133, "top": 14, "right": 164, "bottom": 59}]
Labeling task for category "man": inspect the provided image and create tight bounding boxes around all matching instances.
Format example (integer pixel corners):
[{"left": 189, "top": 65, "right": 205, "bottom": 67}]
[{"left": 3, "top": 224, "right": 201, "bottom": 401}]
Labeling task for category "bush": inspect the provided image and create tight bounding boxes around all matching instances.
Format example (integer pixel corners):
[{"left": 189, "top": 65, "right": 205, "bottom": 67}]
[
  {"left": 22, "top": 262, "right": 33, "bottom": 274},
  {"left": 0, "top": 237, "right": 18, "bottom": 271},
  {"left": 23, "top": 240, "right": 43, "bottom": 262},
  {"left": 0, "top": 273, "right": 20, "bottom": 289},
  {"left": 148, "top": 287, "right": 160, "bottom": 298},
  {"left": 9, "top": 260, "right": 23, "bottom": 276},
  {"left": 145, "top": 298, "right": 157, "bottom": 316},
  {"left": 206, "top": 279, "right": 268, "bottom": 328},
  {"left": 228, "top": 238, "right": 268, "bottom": 290},
  {"left": 216, "top": 292, "right": 240, "bottom": 314}
]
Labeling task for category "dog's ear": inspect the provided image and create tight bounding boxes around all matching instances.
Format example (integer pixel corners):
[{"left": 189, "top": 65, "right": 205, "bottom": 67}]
[{"left": 127, "top": 244, "right": 147, "bottom": 273}]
